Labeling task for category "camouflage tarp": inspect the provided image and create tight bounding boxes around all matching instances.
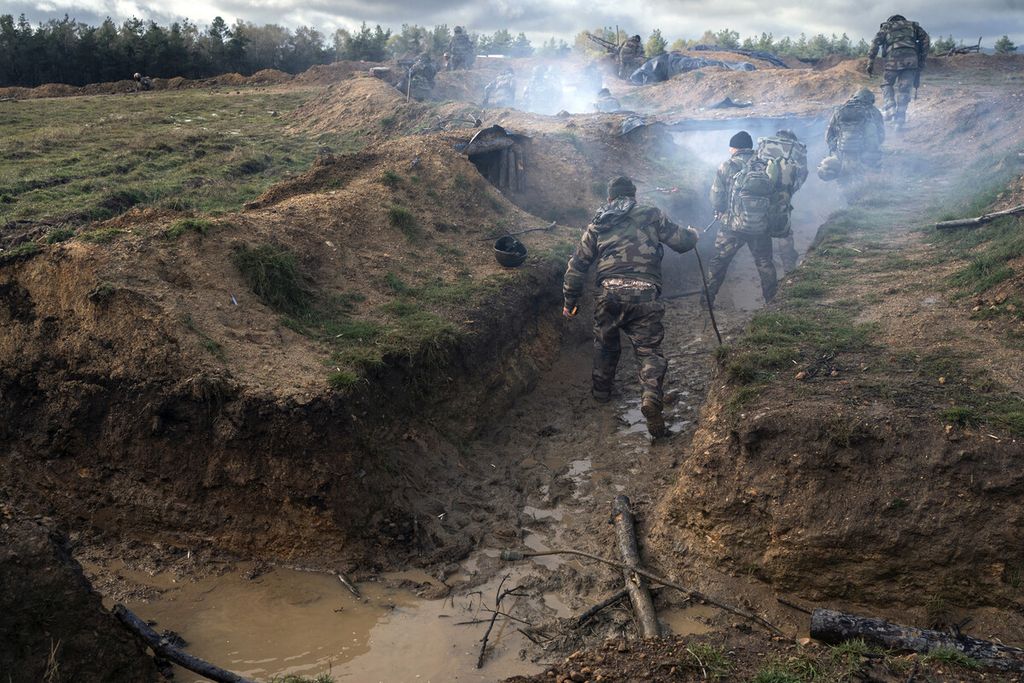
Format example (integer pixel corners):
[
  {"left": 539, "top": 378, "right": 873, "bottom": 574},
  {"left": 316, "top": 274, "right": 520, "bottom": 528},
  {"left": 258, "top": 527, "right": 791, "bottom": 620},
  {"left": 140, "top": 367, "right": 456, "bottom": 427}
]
[{"left": 629, "top": 52, "right": 755, "bottom": 85}]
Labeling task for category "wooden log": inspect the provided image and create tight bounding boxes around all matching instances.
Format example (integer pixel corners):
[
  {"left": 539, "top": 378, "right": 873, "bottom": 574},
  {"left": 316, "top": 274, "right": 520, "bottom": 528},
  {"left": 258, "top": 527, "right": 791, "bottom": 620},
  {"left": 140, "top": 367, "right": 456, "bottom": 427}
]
[
  {"left": 498, "top": 148, "right": 509, "bottom": 189},
  {"left": 611, "top": 495, "right": 660, "bottom": 638},
  {"left": 506, "top": 147, "right": 517, "bottom": 191},
  {"left": 113, "top": 604, "right": 258, "bottom": 683},
  {"left": 935, "top": 203, "right": 1024, "bottom": 230},
  {"left": 810, "top": 608, "right": 1024, "bottom": 672}
]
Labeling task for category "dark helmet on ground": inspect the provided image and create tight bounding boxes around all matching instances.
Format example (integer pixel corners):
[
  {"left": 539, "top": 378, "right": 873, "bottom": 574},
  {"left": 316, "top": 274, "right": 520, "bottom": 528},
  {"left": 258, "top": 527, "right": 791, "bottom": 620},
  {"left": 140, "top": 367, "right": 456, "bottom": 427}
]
[
  {"left": 775, "top": 129, "right": 798, "bottom": 141},
  {"left": 852, "top": 87, "right": 875, "bottom": 104},
  {"left": 494, "top": 235, "right": 527, "bottom": 267},
  {"left": 887, "top": 14, "right": 906, "bottom": 21},
  {"left": 607, "top": 176, "right": 637, "bottom": 199},
  {"left": 729, "top": 131, "right": 754, "bottom": 149}
]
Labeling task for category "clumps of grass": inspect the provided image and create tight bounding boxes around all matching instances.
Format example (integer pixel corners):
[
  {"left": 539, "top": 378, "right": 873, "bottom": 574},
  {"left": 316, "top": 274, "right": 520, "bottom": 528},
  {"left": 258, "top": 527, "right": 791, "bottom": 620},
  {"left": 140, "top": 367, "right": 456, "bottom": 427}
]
[
  {"left": 384, "top": 271, "right": 414, "bottom": 295},
  {"left": 751, "top": 655, "right": 822, "bottom": 683},
  {"left": 227, "top": 155, "right": 270, "bottom": 178},
  {"left": 165, "top": 217, "right": 215, "bottom": 239},
  {"left": 78, "top": 227, "right": 125, "bottom": 243},
  {"left": 270, "top": 674, "right": 334, "bottom": 683},
  {"left": 922, "top": 647, "right": 980, "bottom": 669},
  {"left": 381, "top": 169, "right": 401, "bottom": 187},
  {"left": 388, "top": 205, "right": 421, "bottom": 240},
  {"left": 46, "top": 227, "right": 75, "bottom": 243},
  {"left": 0, "top": 241, "right": 41, "bottom": 264},
  {"left": 327, "top": 369, "right": 360, "bottom": 390},
  {"left": 683, "top": 643, "right": 732, "bottom": 680},
  {"left": 232, "top": 243, "right": 311, "bottom": 316}
]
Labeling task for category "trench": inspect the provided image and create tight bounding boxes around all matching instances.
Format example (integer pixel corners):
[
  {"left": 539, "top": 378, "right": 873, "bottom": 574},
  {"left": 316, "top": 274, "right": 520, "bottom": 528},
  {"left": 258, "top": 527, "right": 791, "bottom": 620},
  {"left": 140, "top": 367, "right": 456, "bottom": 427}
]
[{"left": 80, "top": 114, "right": 833, "bottom": 680}]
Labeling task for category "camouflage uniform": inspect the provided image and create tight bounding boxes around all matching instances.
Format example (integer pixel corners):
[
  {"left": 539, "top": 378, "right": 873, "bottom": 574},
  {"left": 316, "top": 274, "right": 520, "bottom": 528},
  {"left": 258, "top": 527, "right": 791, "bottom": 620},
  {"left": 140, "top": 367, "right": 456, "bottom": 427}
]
[
  {"left": 483, "top": 71, "right": 515, "bottom": 107},
  {"left": 758, "top": 132, "right": 808, "bottom": 273},
  {"left": 706, "top": 149, "right": 778, "bottom": 304},
  {"left": 617, "top": 36, "right": 645, "bottom": 80},
  {"left": 563, "top": 193, "right": 698, "bottom": 413},
  {"left": 133, "top": 73, "right": 153, "bottom": 91},
  {"left": 868, "top": 17, "right": 930, "bottom": 124},
  {"left": 403, "top": 54, "right": 437, "bottom": 100},
  {"left": 594, "top": 89, "right": 621, "bottom": 112},
  {"left": 822, "top": 90, "right": 885, "bottom": 180},
  {"left": 447, "top": 27, "right": 475, "bottom": 70}
]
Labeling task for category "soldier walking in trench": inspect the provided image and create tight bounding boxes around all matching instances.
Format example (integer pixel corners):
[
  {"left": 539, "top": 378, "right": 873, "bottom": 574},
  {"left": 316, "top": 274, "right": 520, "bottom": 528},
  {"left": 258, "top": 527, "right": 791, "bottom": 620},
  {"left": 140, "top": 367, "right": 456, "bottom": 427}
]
[
  {"left": 562, "top": 176, "right": 699, "bottom": 438},
  {"left": 867, "top": 14, "right": 930, "bottom": 128},
  {"left": 705, "top": 131, "right": 778, "bottom": 306}
]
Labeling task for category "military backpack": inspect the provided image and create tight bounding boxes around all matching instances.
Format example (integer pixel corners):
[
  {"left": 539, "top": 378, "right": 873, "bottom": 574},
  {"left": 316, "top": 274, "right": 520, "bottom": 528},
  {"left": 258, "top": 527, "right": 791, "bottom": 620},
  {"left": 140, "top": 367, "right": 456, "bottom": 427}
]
[
  {"left": 728, "top": 156, "right": 773, "bottom": 235},
  {"left": 757, "top": 136, "right": 807, "bottom": 238},
  {"left": 881, "top": 20, "right": 921, "bottom": 51}
]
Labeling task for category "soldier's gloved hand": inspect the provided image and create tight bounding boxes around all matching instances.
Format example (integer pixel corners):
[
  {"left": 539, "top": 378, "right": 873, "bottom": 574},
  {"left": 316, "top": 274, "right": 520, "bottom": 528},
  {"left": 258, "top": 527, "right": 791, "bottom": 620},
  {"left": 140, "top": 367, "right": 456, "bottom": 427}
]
[{"left": 562, "top": 304, "right": 578, "bottom": 318}]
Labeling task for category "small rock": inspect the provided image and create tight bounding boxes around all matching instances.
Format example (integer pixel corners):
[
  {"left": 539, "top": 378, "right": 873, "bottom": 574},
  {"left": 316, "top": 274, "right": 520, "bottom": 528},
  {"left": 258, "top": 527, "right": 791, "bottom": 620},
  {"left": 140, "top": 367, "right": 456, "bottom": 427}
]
[
  {"left": 569, "top": 671, "right": 585, "bottom": 682},
  {"left": 830, "top": 369, "right": 839, "bottom": 376},
  {"left": 617, "top": 641, "right": 629, "bottom": 653},
  {"left": 938, "top": 376, "right": 946, "bottom": 385},
  {"left": 795, "top": 371, "right": 807, "bottom": 380},
  {"left": 798, "top": 637, "right": 812, "bottom": 646}
]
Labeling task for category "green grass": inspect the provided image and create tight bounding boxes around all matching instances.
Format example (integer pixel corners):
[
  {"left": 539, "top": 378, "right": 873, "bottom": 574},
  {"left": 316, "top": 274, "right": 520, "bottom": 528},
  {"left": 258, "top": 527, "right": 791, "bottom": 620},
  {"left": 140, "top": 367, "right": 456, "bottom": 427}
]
[
  {"left": 78, "top": 227, "right": 125, "bottom": 243},
  {"left": 683, "top": 643, "right": 732, "bottom": 679},
  {"left": 388, "top": 205, "right": 421, "bottom": 240},
  {"left": 165, "top": 217, "right": 216, "bottom": 239},
  {"left": 0, "top": 89, "right": 356, "bottom": 226},
  {"left": 921, "top": 647, "right": 980, "bottom": 669},
  {"left": 751, "top": 655, "right": 822, "bottom": 683},
  {"left": 381, "top": 169, "right": 401, "bottom": 187},
  {"left": 0, "top": 241, "right": 41, "bottom": 264},
  {"left": 233, "top": 243, "right": 312, "bottom": 316},
  {"left": 270, "top": 674, "right": 334, "bottom": 683},
  {"left": 45, "top": 227, "right": 75, "bottom": 243}
]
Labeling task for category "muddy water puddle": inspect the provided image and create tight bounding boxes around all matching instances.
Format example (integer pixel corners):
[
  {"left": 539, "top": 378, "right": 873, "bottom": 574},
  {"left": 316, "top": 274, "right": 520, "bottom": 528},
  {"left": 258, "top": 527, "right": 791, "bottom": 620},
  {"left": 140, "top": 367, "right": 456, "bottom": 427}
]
[{"left": 109, "top": 563, "right": 544, "bottom": 682}]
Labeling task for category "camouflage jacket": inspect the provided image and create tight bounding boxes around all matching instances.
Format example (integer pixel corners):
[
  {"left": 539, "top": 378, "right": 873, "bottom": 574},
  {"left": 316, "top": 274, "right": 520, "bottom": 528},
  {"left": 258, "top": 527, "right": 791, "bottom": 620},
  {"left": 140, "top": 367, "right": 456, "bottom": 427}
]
[
  {"left": 869, "top": 20, "right": 930, "bottom": 69},
  {"left": 449, "top": 33, "right": 474, "bottom": 57},
  {"left": 710, "top": 149, "right": 755, "bottom": 223},
  {"left": 825, "top": 101, "right": 884, "bottom": 154},
  {"left": 563, "top": 198, "right": 698, "bottom": 307}
]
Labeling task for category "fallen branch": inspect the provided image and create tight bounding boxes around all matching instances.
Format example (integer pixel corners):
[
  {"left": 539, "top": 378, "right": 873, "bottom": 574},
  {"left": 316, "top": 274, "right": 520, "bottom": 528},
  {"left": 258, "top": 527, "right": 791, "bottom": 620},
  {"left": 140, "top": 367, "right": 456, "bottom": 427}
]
[
  {"left": 574, "top": 589, "right": 629, "bottom": 627},
  {"left": 811, "top": 608, "right": 1024, "bottom": 672},
  {"left": 935, "top": 203, "right": 1024, "bottom": 230},
  {"left": 336, "top": 571, "right": 361, "bottom": 599},
  {"left": 500, "top": 548, "right": 782, "bottom": 635},
  {"left": 611, "top": 496, "right": 660, "bottom": 638},
  {"left": 476, "top": 576, "right": 524, "bottom": 669},
  {"left": 113, "top": 604, "right": 257, "bottom": 683},
  {"left": 776, "top": 596, "right": 813, "bottom": 615}
]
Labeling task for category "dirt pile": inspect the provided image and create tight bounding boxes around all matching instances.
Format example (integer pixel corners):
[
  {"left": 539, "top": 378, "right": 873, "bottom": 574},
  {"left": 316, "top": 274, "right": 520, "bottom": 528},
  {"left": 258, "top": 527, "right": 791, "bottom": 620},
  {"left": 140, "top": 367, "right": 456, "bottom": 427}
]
[{"left": 0, "top": 508, "right": 158, "bottom": 681}]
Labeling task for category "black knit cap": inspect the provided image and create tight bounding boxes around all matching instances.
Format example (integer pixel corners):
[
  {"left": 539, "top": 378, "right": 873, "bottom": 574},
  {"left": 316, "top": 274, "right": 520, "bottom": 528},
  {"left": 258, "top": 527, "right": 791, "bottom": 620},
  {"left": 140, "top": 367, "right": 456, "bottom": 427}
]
[
  {"left": 607, "top": 176, "right": 637, "bottom": 199},
  {"left": 729, "top": 131, "right": 753, "bottom": 149}
]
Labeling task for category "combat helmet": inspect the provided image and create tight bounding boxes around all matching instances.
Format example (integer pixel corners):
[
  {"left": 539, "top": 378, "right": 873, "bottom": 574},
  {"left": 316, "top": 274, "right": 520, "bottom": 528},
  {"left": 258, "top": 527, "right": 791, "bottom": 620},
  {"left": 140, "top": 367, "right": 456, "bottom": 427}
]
[
  {"left": 133, "top": 72, "right": 141, "bottom": 80},
  {"left": 887, "top": 14, "right": 906, "bottom": 21},
  {"left": 454, "top": 26, "right": 465, "bottom": 34},
  {"left": 494, "top": 235, "right": 527, "bottom": 267},
  {"left": 852, "top": 87, "right": 875, "bottom": 104}
]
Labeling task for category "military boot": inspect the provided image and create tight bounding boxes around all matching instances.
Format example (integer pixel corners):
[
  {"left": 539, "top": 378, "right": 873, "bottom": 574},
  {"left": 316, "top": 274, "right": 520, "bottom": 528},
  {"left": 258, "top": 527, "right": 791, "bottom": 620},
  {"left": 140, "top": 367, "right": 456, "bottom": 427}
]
[{"left": 641, "top": 398, "right": 667, "bottom": 438}]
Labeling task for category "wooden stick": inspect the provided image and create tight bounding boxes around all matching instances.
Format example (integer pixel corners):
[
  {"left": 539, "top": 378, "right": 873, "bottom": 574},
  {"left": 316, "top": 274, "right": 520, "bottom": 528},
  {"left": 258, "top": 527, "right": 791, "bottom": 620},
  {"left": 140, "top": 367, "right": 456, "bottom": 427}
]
[
  {"left": 811, "top": 608, "right": 1024, "bottom": 671},
  {"left": 336, "top": 571, "right": 361, "bottom": 599},
  {"left": 935, "top": 203, "right": 1024, "bottom": 230},
  {"left": 500, "top": 548, "right": 782, "bottom": 635},
  {"left": 575, "top": 589, "right": 630, "bottom": 627},
  {"left": 611, "top": 496, "right": 660, "bottom": 638},
  {"left": 477, "top": 576, "right": 524, "bottom": 669},
  {"left": 113, "top": 604, "right": 257, "bottom": 683}
]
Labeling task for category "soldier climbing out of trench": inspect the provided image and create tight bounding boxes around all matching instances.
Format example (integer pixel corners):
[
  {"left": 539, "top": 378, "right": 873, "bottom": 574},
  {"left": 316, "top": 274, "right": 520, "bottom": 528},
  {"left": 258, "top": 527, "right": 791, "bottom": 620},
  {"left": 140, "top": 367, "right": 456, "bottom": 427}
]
[
  {"left": 818, "top": 89, "right": 885, "bottom": 183},
  {"left": 562, "top": 176, "right": 699, "bottom": 438},
  {"left": 706, "top": 131, "right": 778, "bottom": 306},
  {"left": 867, "top": 14, "right": 930, "bottom": 128},
  {"left": 483, "top": 67, "right": 516, "bottom": 108}
]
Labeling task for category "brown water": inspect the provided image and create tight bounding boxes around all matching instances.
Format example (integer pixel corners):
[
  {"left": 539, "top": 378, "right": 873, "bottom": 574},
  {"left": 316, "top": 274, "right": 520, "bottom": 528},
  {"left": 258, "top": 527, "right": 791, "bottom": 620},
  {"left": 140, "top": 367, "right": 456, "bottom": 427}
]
[{"left": 117, "top": 563, "right": 545, "bottom": 682}]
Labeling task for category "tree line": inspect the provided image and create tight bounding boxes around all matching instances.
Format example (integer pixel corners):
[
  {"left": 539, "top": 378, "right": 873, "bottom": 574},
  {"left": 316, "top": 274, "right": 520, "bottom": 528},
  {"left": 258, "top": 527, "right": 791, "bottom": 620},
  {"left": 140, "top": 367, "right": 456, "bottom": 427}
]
[{"left": 1, "top": 13, "right": 1016, "bottom": 89}]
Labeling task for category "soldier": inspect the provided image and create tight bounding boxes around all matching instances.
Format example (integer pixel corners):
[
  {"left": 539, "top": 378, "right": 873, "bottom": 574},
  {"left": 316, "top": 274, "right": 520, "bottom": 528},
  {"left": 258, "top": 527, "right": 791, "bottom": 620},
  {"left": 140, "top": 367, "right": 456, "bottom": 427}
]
[
  {"left": 447, "top": 26, "right": 475, "bottom": 70},
  {"left": 594, "top": 87, "right": 621, "bottom": 112},
  {"left": 867, "top": 14, "right": 930, "bottom": 127},
  {"left": 818, "top": 89, "right": 885, "bottom": 182},
  {"left": 706, "top": 131, "right": 778, "bottom": 306},
  {"left": 758, "top": 129, "right": 808, "bottom": 273},
  {"left": 401, "top": 53, "right": 437, "bottom": 101},
  {"left": 522, "top": 65, "right": 562, "bottom": 114},
  {"left": 483, "top": 67, "right": 516, "bottom": 108},
  {"left": 563, "top": 176, "right": 699, "bottom": 437},
  {"left": 618, "top": 35, "right": 645, "bottom": 79},
  {"left": 132, "top": 72, "right": 153, "bottom": 91}
]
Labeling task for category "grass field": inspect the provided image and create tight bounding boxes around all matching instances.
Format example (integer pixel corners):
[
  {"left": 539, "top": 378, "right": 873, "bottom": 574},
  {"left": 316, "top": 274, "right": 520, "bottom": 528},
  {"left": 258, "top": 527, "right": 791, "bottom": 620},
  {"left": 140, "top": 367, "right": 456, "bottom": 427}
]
[{"left": 0, "top": 87, "right": 357, "bottom": 226}]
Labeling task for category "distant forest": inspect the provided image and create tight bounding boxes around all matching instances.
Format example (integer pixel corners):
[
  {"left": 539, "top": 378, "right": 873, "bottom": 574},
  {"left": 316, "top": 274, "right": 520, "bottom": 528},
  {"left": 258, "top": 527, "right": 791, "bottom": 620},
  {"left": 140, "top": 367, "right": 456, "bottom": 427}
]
[{"left": 0, "top": 14, "right": 1004, "bottom": 88}]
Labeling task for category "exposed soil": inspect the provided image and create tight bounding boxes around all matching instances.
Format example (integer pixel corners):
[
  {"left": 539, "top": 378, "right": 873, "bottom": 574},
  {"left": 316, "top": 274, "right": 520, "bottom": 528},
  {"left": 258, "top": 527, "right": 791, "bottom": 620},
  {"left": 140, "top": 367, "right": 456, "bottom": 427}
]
[{"left": 2, "top": 50, "right": 1024, "bottom": 682}]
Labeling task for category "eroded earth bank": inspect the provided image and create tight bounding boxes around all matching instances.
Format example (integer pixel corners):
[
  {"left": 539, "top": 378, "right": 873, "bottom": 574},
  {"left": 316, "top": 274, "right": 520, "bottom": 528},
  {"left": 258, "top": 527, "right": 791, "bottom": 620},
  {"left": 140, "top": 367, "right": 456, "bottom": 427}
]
[{"left": 2, "top": 50, "right": 1024, "bottom": 682}]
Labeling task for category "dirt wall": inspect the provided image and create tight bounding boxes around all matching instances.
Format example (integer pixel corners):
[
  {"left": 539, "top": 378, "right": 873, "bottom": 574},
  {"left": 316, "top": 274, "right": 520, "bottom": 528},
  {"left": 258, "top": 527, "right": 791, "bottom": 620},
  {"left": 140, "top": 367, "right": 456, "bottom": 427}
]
[{"left": 0, "top": 511, "right": 158, "bottom": 682}]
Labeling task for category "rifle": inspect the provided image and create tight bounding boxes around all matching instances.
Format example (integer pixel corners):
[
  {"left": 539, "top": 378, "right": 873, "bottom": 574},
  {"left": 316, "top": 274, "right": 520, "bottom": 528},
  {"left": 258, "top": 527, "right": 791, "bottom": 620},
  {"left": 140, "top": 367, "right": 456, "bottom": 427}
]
[{"left": 585, "top": 31, "right": 619, "bottom": 55}]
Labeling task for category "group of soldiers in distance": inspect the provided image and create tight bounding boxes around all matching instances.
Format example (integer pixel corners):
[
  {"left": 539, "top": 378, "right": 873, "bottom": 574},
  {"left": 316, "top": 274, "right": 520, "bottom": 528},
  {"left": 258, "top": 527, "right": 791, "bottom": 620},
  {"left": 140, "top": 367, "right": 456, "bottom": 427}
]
[{"left": 559, "top": 14, "right": 931, "bottom": 439}]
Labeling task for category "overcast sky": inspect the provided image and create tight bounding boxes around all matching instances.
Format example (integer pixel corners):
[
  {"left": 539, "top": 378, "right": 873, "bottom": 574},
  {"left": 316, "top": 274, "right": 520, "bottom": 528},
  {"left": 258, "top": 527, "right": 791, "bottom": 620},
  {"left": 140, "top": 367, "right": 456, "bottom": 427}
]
[{"left": 9, "top": 0, "right": 1024, "bottom": 45}]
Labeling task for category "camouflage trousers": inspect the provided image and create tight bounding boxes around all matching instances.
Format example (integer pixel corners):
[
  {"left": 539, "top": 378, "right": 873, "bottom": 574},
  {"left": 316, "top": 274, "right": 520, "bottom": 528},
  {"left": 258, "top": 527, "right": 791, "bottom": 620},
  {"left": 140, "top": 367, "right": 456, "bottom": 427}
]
[
  {"left": 882, "top": 68, "right": 917, "bottom": 123},
  {"left": 592, "top": 288, "right": 667, "bottom": 408},
  {"left": 775, "top": 233, "right": 799, "bottom": 273},
  {"left": 706, "top": 229, "right": 777, "bottom": 305}
]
